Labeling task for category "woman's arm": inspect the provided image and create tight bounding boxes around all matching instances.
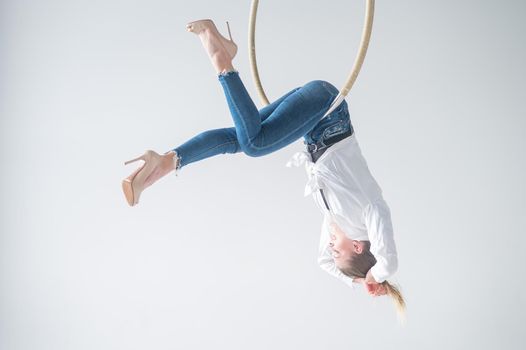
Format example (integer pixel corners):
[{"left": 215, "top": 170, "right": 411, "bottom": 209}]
[{"left": 362, "top": 201, "right": 399, "bottom": 283}]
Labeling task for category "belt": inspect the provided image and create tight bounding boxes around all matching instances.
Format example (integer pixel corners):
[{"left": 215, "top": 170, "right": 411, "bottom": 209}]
[{"left": 305, "top": 126, "right": 354, "bottom": 162}]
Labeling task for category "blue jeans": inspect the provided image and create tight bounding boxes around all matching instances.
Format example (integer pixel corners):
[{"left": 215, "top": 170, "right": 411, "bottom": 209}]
[{"left": 171, "top": 70, "right": 353, "bottom": 170}]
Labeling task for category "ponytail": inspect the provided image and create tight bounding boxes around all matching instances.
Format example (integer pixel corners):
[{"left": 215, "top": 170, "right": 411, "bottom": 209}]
[{"left": 382, "top": 280, "right": 406, "bottom": 324}]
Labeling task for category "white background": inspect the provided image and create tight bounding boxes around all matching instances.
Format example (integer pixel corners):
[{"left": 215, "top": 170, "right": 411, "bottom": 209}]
[{"left": 1, "top": 1, "right": 525, "bottom": 349}]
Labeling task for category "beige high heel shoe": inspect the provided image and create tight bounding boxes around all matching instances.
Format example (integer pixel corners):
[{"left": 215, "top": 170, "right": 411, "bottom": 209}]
[
  {"left": 122, "top": 150, "right": 178, "bottom": 206},
  {"left": 186, "top": 19, "right": 238, "bottom": 60}
]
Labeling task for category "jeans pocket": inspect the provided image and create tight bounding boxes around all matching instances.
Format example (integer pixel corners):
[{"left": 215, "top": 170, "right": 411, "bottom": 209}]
[
  {"left": 322, "top": 117, "right": 351, "bottom": 140},
  {"left": 304, "top": 105, "right": 352, "bottom": 145},
  {"left": 322, "top": 120, "right": 344, "bottom": 138}
]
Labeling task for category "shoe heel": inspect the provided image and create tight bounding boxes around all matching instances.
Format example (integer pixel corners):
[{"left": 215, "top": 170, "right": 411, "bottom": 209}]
[
  {"left": 124, "top": 154, "right": 145, "bottom": 165},
  {"left": 223, "top": 21, "right": 237, "bottom": 58},
  {"left": 226, "top": 21, "right": 233, "bottom": 41}
]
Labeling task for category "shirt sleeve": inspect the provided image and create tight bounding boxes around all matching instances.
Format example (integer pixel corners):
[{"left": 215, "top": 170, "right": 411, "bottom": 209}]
[
  {"left": 362, "top": 201, "right": 398, "bottom": 283},
  {"left": 317, "top": 215, "right": 356, "bottom": 289}
]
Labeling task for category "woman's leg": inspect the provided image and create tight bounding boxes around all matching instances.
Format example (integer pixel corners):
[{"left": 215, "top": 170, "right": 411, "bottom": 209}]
[
  {"left": 218, "top": 69, "right": 337, "bottom": 157},
  {"left": 169, "top": 84, "right": 304, "bottom": 171}
]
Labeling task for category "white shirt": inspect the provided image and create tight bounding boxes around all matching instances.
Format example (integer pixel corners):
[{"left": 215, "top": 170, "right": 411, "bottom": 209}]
[{"left": 285, "top": 132, "right": 398, "bottom": 288}]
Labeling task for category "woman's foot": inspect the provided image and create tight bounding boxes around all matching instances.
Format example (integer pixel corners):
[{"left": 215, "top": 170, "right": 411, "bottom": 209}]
[
  {"left": 142, "top": 151, "right": 180, "bottom": 188},
  {"left": 122, "top": 150, "right": 180, "bottom": 206},
  {"left": 186, "top": 19, "right": 237, "bottom": 74}
]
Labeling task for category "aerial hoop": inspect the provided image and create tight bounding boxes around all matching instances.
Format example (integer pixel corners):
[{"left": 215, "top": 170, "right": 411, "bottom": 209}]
[{"left": 248, "top": 0, "right": 375, "bottom": 119}]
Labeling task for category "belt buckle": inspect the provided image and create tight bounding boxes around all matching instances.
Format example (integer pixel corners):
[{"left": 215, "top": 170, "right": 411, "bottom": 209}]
[{"left": 308, "top": 143, "right": 318, "bottom": 153}]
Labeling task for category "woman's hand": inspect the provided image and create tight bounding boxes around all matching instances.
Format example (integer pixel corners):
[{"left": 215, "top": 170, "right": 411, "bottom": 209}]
[
  {"left": 363, "top": 269, "right": 387, "bottom": 297},
  {"left": 363, "top": 281, "right": 388, "bottom": 297}
]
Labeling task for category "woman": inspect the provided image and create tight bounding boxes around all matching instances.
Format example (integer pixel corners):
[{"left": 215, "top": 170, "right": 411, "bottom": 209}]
[{"left": 122, "top": 18, "right": 405, "bottom": 314}]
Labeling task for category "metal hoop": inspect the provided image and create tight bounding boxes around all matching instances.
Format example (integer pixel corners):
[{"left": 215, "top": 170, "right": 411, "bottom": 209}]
[{"left": 248, "top": 0, "right": 375, "bottom": 119}]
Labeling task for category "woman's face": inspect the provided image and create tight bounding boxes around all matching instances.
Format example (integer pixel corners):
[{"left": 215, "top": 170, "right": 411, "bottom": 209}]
[{"left": 329, "top": 223, "right": 361, "bottom": 267}]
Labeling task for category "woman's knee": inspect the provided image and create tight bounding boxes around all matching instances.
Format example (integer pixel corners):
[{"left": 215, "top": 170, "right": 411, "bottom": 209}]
[
  {"left": 301, "top": 80, "right": 337, "bottom": 103},
  {"left": 238, "top": 139, "right": 272, "bottom": 157},
  {"left": 305, "top": 80, "right": 338, "bottom": 93},
  {"left": 240, "top": 144, "right": 265, "bottom": 158}
]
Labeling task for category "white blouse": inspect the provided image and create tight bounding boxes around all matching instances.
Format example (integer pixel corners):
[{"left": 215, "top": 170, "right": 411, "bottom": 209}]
[{"left": 286, "top": 132, "right": 398, "bottom": 288}]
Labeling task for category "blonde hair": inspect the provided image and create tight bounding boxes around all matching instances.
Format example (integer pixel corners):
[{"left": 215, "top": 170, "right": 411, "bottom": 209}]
[{"left": 381, "top": 280, "right": 406, "bottom": 324}]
